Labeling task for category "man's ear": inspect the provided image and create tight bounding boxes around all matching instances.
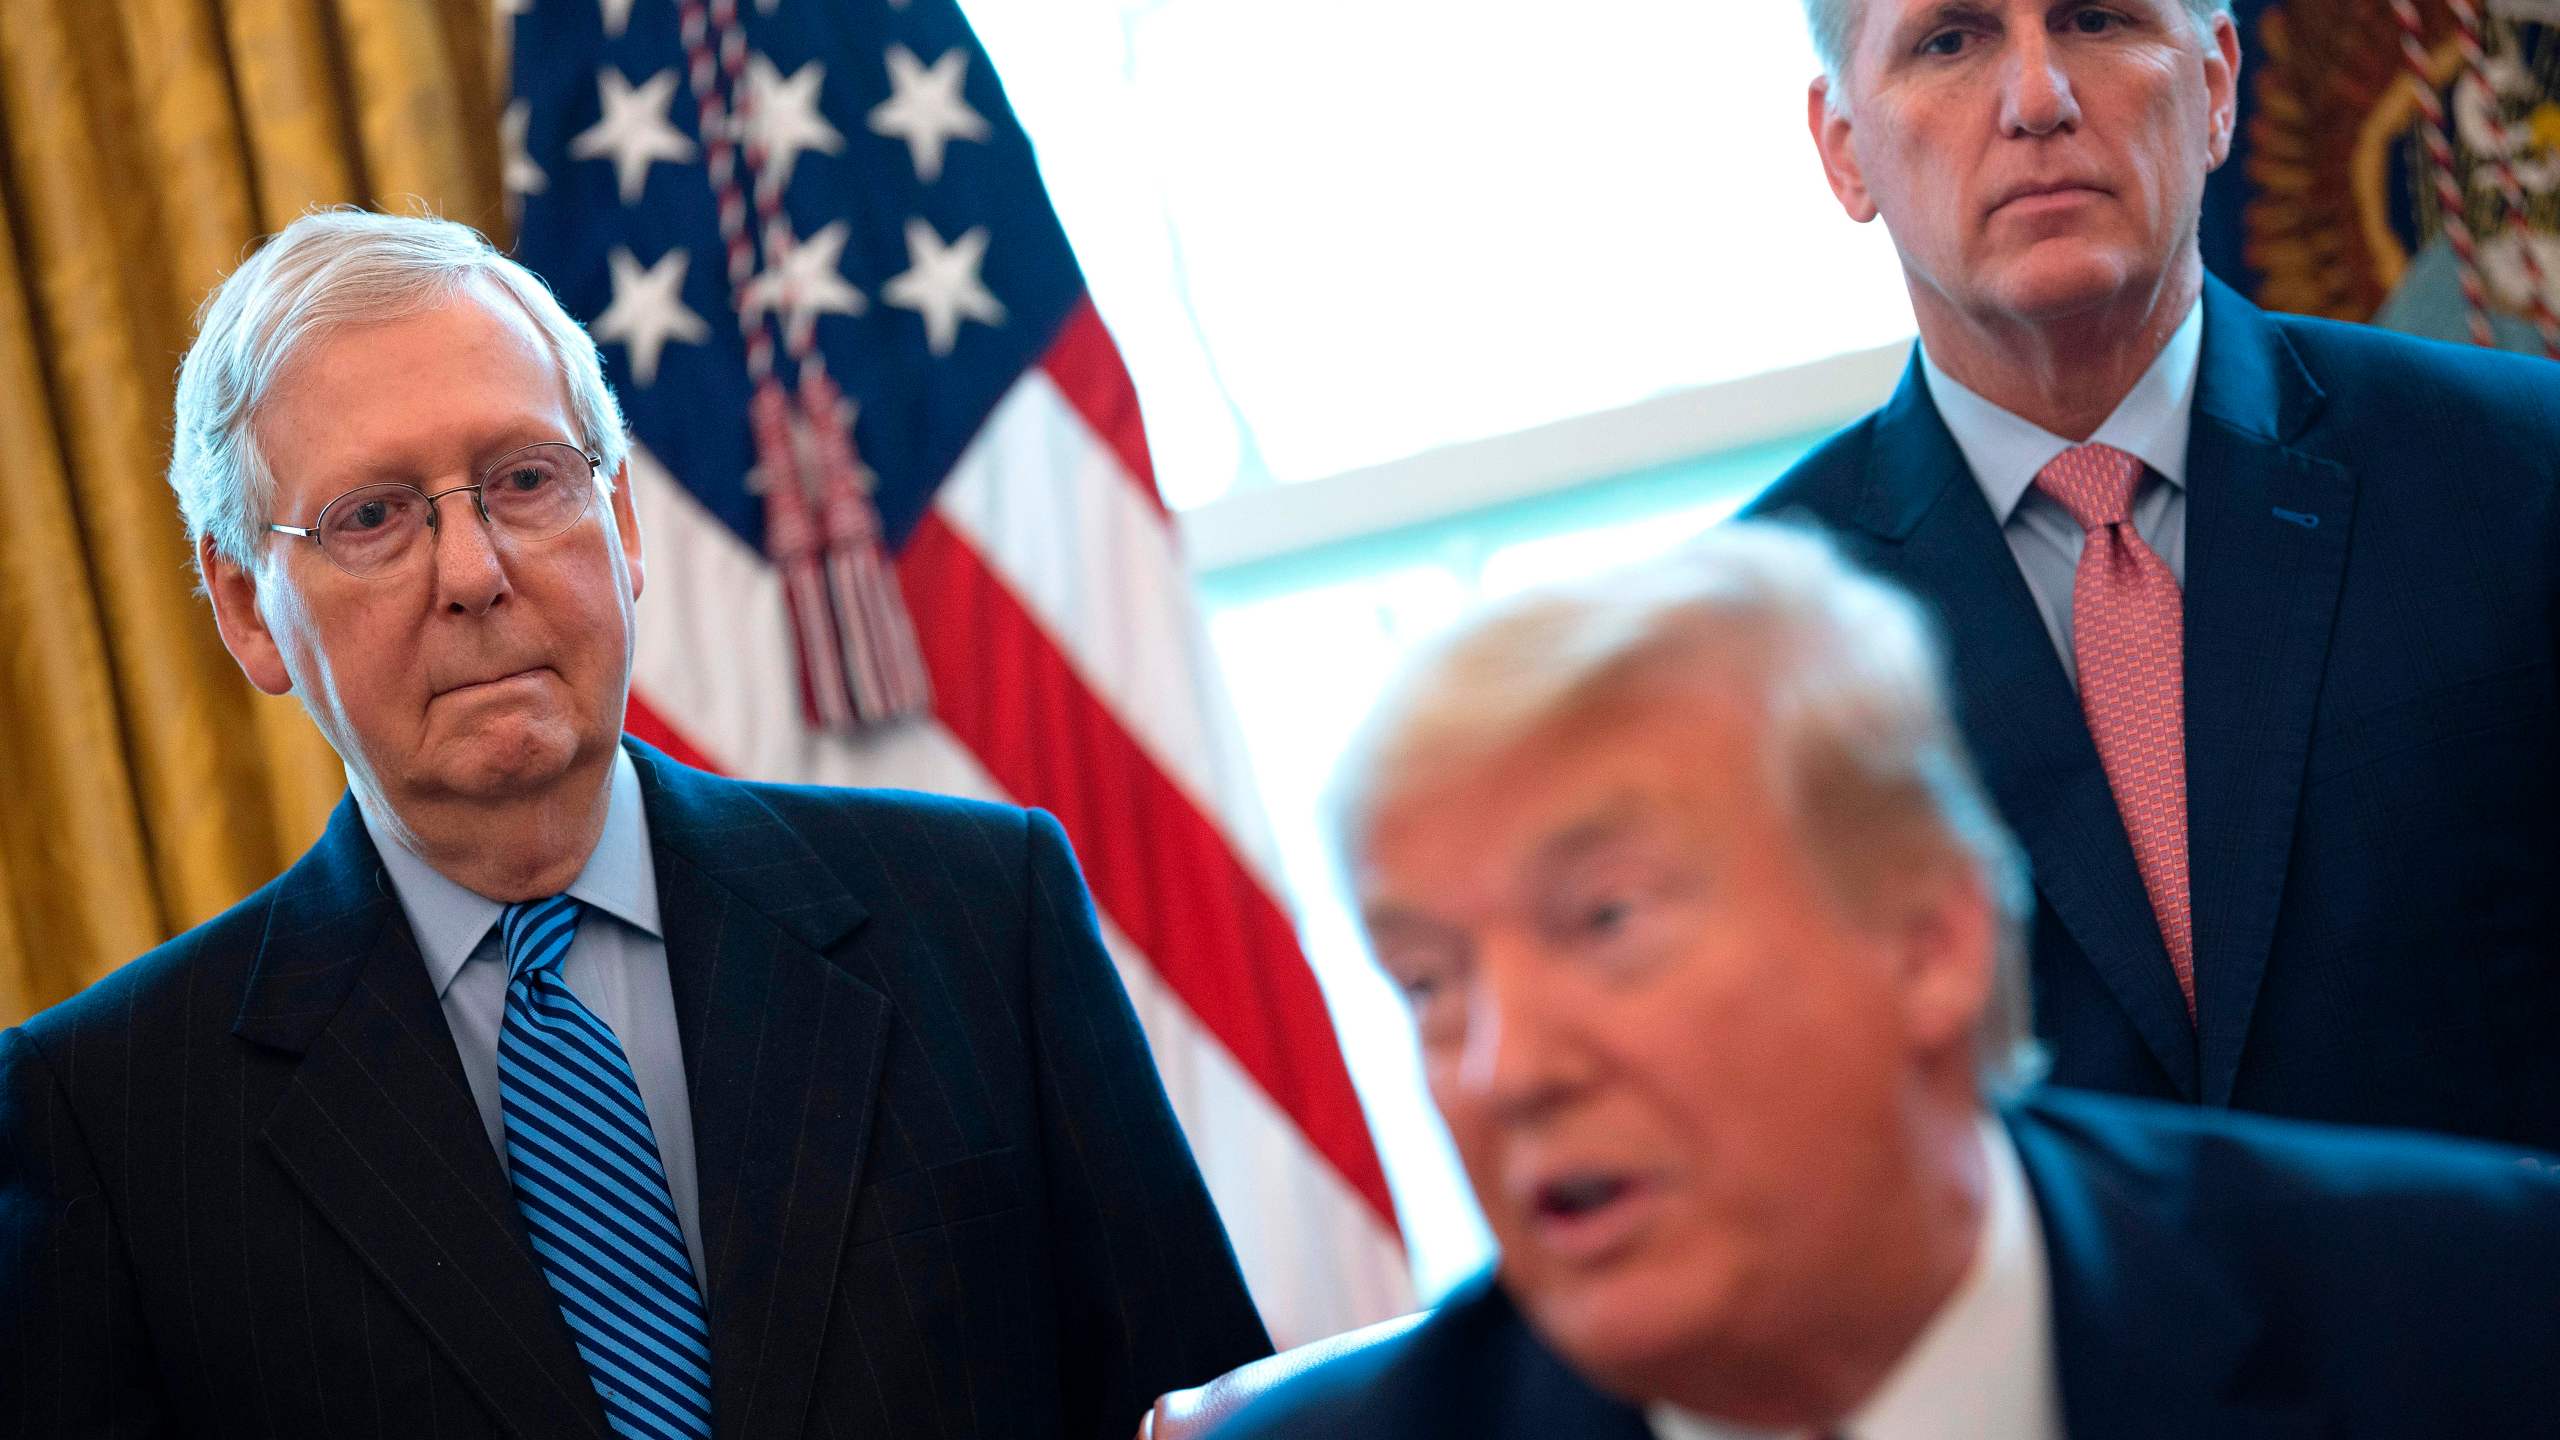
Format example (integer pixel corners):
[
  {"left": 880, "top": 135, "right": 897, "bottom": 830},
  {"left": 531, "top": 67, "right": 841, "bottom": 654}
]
[
  {"left": 202, "top": 535, "right": 295, "bottom": 697},
  {"left": 1885, "top": 852, "right": 1999, "bottom": 1065},
  {"left": 1809, "top": 77, "right": 1879, "bottom": 224},
  {"left": 606, "top": 462, "right": 645, "bottom": 602},
  {"left": 2203, "top": 13, "right": 2241, "bottom": 171}
]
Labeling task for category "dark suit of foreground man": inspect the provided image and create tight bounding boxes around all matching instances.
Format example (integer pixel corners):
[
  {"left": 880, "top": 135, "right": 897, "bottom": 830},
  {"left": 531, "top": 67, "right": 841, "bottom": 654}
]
[
  {"left": 0, "top": 212, "right": 1268, "bottom": 1439},
  {"left": 1750, "top": 0, "right": 2560, "bottom": 1145},
  {"left": 1219, "top": 526, "right": 2560, "bottom": 1439}
]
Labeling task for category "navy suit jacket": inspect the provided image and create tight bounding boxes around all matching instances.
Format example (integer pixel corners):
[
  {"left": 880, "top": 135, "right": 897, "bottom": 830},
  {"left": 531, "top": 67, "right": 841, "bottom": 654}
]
[
  {"left": 1213, "top": 1091, "right": 2560, "bottom": 1440},
  {"left": 1746, "top": 277, "right": 2560, "bottom": 1149},
  {"left": 0, "top": 739, "right": 1272, "bottom": 1438}
]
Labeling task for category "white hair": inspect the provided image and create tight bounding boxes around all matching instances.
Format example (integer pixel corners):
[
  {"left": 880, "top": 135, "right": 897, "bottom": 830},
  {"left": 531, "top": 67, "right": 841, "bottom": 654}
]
[
  {"left": 1802, "top": 0, "right": 2232, "bottom": 88},
  {"left": 168, "top": 208, "right": 629, "bottom": 582},
  {"left": 1329, "top": 521, "right": 2045, "bottom": 1093}
]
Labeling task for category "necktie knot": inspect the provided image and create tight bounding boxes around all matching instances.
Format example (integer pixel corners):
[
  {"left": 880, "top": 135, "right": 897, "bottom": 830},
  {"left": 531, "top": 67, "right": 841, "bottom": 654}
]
[
  {"left": 498, "top": 894, "right": 583, "bottom": 984},
  {"left": 2035, "top": 442, "right": 2146, "bottom": 532}
]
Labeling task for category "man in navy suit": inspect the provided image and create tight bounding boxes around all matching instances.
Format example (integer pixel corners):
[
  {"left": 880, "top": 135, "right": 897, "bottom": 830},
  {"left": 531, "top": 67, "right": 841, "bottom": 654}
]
[
  {"left": 0, "top": 211, "right": 1269, "bottom": 1438},
  {"left": 1751, "top": 0, "right": 2560, "bottom": 1147},
  {"left": 1216, "top": 525, "right": 2560, "bottom": 1440}
]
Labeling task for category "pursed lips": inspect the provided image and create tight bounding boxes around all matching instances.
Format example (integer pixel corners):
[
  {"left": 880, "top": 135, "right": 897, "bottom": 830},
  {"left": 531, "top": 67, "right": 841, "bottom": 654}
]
[
  {"left": 433, "top": 665, "right": 549, "bottom": 699},
  {"left": 1988, "top": 178, "right": 2111, "bottom": 216}
]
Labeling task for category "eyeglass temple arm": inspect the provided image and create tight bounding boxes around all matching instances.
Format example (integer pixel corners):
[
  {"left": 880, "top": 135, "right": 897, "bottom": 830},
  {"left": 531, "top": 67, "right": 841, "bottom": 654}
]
[{"left": 261, "top": 450, "right": 600, "bottom": 543}]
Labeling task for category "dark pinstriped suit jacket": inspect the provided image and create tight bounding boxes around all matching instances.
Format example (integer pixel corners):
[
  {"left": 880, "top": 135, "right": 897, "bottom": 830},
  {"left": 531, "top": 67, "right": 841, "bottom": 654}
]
[{"left": 0, "top": 738, "right": 1273, "bottom": 1438}]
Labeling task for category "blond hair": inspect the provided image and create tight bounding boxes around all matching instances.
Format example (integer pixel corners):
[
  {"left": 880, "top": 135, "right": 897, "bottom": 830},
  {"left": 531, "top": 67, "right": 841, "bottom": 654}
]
[{"left": 1330, "top": 521, "right": 2043, "bottom": 1091}]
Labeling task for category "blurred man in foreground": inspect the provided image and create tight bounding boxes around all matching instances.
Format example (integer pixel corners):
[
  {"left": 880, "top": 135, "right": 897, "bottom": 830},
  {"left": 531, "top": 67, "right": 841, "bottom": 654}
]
[
  {"left": 0, "top": 210, "right": 1267, "bottom": 1439},
  {"left": 1753, "top": 0, "right": 2560, "bottom": 1146},
  {"left": 1216, "top": 525, "right": 2559, "bottom": 1439}
]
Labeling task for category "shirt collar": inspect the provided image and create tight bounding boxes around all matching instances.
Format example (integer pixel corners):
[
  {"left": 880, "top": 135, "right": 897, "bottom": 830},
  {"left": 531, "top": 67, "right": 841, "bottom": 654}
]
[
  {"left": 1647, "top": 1118, "right": 2058, "bottom": 1440},
  {"left": 359, "top": 747, "right": 661, "bottom": 999},
  {"left": 1919, "top": 297, "right": 2204, "bottom": 524}
]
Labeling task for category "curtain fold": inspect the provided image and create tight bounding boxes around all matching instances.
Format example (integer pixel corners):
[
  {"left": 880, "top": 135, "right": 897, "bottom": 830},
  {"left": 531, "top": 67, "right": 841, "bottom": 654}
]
[{"left": 0, "top": 0, "right": 504, "bottom": 1023}]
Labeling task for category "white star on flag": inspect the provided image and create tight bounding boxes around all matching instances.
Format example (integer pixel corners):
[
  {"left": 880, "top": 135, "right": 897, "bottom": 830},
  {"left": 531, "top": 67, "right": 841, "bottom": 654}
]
[
  {"left": 882, "top": 217, "right": 1006, "bottom": 356},
  {"left": 743, "top": 221, "right": 868, "bottom": 339},
  {"left": 502, "top": 100, "right": 547, "bottom": 201},
  {"left": 570, "top": 68, "right": 699, "bottom": 206},
  {"left": 744, "top": 54, "right": 845, "bottom": 193},
  {"left": 592, "top": 246, "right": 710, "bottom": 387},
  {"left": 867, "top": 45, "right": 991, "bottom": 185},
  {"left": 600, "top": 0, "right": 638, "bottom": 38}
]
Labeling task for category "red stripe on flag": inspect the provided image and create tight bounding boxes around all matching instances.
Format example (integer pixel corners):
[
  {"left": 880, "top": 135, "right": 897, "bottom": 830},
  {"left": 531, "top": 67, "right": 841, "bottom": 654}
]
[
  {"left": 898, "top": 510, "right": 1399, "bottom": 1230},
  {"left": 1039, "top": 298, "right": 1166, "bottom": 517}
]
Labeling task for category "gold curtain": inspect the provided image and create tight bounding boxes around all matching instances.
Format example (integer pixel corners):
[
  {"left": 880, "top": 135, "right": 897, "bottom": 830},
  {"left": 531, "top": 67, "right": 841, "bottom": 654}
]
[{"left": 0, "top": 0, "right": 504, "bottom": 1024}]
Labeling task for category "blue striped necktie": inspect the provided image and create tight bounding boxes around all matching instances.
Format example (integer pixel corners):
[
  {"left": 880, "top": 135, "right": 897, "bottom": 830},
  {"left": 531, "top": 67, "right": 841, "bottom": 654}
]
[{"left": 495, "top": 894, "right": 715, "bottom": 1440}]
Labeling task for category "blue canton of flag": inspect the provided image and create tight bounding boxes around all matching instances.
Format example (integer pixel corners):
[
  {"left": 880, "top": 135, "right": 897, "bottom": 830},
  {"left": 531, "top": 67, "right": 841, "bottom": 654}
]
[{"left": 509, "top": 0, "right": 1084, "bottom": 728}]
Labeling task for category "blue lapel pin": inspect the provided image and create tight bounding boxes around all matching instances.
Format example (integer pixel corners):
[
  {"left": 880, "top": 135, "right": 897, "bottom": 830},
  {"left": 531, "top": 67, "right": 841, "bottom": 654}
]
[{"left": 2272, "top": 507, "right": 2320, "bottom": 529}]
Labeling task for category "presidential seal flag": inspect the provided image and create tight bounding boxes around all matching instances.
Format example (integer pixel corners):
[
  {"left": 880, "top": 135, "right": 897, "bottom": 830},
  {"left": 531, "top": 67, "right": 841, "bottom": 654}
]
[
  {"left": 2204, "top": 0, "right": 2560, "bottom": 355},
  {"left": 505, "top": 0, "right": 1411, "bottom": 1346}
]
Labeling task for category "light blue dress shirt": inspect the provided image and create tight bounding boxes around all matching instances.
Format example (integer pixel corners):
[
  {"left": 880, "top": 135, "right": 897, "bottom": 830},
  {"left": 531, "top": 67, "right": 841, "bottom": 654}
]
[
  {"left": 359, "top": 748, "right": 708, "bottom": 1286},
  {"left": 1917, "top": 298, "right": 2205, "bottom": 686}
]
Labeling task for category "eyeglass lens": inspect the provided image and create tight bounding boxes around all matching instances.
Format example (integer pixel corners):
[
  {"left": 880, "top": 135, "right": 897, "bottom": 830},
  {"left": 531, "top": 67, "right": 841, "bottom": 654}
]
[{"left": 318, "top": 443, "right": 595, "bottom": 576}]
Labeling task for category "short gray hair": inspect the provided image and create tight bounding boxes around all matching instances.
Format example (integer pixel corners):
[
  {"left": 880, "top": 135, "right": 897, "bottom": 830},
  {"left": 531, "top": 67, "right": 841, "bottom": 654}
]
[
  {"left": 1330, "top": 521, "right": 2044, "bottom": 1093},
  {"left": 169, "top": 208, "right": 629, "bottom": 581},
  {"left": 1802, "top": 0, "right": 2231, "bottom": 84}
]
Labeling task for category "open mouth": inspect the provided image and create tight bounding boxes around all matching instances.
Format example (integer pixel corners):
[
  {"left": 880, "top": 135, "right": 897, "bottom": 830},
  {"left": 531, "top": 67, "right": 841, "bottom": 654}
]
[
  {"left": 1537, "top": 1174, "right": 1633, "bottom": 1220},
  {"left": 1526, "top": 1171, "right": 1655, "bottom": 1260}
]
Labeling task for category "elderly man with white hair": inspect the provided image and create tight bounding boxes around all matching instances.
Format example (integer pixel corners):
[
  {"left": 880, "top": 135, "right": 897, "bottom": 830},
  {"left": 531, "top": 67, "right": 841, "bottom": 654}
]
[
  {"left": 0, "top": 209, "right": 1270, "bottom": 1440},
  {"left": 1209, "top": 524, "right": 2560, "bottom": 1440},
  {"left": 1753, "top": 0, "right": 2560, "bottom": 1152}
]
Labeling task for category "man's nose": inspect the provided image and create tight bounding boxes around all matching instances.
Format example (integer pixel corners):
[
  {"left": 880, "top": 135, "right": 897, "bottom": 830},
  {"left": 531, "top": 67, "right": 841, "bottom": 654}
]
[
  {"left": 426, "top": 489, "right": 510, "bottom": 615},
  {"left": 1454, "top": 942, "right": 1589, "bottom": 1123},
  {"left": 1999, "top": 30, "right": 2081, "bottom": 137}
]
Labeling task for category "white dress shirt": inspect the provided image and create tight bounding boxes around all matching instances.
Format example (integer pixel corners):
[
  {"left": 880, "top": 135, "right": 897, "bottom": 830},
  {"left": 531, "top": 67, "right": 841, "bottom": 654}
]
[
  {"left": 358, "top": 747, "right": 708, "bottom": 1285},
  {"left": 1649, "top": 1118, "right": 2065, "bottom": 1440},
  {"left": 1918, "top": 299, "right": 2204, "bottom": 686}
]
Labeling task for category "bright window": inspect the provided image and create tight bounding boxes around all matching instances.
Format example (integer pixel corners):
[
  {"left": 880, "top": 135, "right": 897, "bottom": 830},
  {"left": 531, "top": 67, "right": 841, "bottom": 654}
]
[{"left": 967, "top": 0, "right": 1914, "bottom": 507}]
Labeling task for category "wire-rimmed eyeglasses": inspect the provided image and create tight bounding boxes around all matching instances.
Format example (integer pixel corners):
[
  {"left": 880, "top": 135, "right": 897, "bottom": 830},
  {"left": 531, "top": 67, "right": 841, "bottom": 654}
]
[{"left": 267, "top": 441, "right": 605, "bottom": 579}]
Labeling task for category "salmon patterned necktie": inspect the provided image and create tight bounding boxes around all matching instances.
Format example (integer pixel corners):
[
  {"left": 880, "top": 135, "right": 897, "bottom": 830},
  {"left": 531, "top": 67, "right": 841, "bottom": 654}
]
[{"left": 2036, "top": 443, "right": 2195, "bottom": 1021}]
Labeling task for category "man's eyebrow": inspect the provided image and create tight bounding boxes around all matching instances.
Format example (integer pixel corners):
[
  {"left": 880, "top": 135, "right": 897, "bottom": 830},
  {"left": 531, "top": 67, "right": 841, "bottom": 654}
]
[
  {"left": 1883, "top": 0, "right": 2000, "bottom": 50},
  {"left": 1527, "top": 796, "right": 1652, "bottom": 874},
  {"left": 1358, "top": 906, "right": 1469, "bottom": 965}
]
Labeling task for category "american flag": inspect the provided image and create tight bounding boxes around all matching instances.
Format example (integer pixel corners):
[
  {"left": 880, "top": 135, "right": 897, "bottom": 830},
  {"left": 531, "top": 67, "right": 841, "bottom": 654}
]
[{"left": 505, "top": 0, "right": 1410, "bottom": 1346}]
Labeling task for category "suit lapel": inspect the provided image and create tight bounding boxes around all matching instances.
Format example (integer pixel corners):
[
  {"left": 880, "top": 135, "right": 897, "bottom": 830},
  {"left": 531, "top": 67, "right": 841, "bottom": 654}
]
[
  {"left": 630, "top": 741, "right": 887, "bottom": 1440},
  {"left": 236, "top": 798, "right": 611, "bottom": 1440},
  {"left": 2181, "top": 279, "right": 2353, "bottom": 1107},
  {"left": 2007, "top": 1098, "right": 2329, "bottom": 1440},
  {"left": 1851, "top": 357, "right": 2198, "bottom": 1094}
]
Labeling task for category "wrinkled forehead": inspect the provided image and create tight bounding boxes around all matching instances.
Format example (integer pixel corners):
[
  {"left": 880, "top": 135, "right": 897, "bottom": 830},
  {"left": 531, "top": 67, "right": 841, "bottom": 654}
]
[
  {"left": 1840, "top": 0, "right": 2219, "bottom": 68},
  {"left": 255, "top": 282, "right": 581, "bottom": 500}
]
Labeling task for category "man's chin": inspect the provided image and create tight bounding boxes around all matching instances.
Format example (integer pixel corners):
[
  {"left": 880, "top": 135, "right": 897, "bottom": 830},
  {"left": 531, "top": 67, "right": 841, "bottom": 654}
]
[
  {"left": 1979, "top": 246, "right": 2151, "bottom": 324},
  {"left": 1516, "top": 1263, "right": 1739, "bottom": 1409},
  {"left": 424, "top": 720, "right": 593, "bottom": 799}
]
